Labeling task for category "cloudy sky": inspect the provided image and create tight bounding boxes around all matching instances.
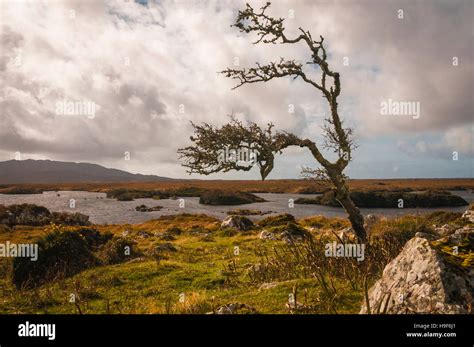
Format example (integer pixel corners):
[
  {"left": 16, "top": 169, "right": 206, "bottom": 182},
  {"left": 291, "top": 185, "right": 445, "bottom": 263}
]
[{"left": 1, "top": 0, "right": 472, "bottom": 179}]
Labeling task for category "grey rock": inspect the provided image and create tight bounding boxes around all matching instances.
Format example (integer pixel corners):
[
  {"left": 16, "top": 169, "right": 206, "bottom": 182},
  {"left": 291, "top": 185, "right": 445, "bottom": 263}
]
[
  {"left": 462, "top": 208, "right": 474, "bottom": 223},
  {"left": 434, "top": 224, "right": 458, "bottom": 237},
  {"left": 360, "top": 236, "right": 473, "bottom": 314},
  {"left": 221, "top": 215, "right": 254, "bottom": 231}
]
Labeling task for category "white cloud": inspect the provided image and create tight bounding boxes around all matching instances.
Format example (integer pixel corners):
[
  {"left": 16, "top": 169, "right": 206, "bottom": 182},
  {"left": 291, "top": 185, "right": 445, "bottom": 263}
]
[{"left": 0, "top": 0, "right": 472, "bottom": 178}]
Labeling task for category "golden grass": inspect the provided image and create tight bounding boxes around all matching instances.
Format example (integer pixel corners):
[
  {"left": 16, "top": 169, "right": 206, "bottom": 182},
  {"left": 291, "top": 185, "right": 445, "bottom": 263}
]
[{"left": 1, "top": 178, "right": 473, "bottom": 195}]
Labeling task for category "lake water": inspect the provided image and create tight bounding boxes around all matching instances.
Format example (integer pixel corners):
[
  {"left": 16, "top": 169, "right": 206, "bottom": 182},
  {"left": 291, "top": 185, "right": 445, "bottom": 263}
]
[{"left": 0, "top": 190, "right": 472, "bottom": 225}]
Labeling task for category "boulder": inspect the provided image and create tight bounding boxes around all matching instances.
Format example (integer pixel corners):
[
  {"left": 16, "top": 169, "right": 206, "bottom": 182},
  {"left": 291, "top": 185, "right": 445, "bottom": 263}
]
[
  {"left": 221, "top": 215, "right": 254, "bottom": 231},
  {"left": 273, "top": 222, "right": 310, "bottom": 244},
  {"left": 360, "top": 234, "right": 473, "bottom": 314},
  {"left": 433, "top": 224, "right": 458, "bottom": 237},
  {"left": 259, "top": 230, "right": 277, "bottom": 241},
  {"left": 462, "top": 208, "right": 474, "bottom": 223}
]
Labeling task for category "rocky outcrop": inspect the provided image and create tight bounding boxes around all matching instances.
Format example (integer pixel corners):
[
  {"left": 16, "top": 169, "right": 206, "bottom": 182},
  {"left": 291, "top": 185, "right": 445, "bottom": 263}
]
[
  {"left": 221, "top": 215, "right": 254, "bottom": 231},
  {"left": 360, "top": 232, "right": 473, "bottom": 314},
  {"left": 462, "top": 207, "right": 474, "bottom": 223}
]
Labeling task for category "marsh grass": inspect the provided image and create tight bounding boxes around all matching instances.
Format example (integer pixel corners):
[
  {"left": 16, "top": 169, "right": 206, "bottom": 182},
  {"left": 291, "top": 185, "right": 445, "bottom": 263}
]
[{"left": 0, "top": 212, "right": 468, "bottom": 314}]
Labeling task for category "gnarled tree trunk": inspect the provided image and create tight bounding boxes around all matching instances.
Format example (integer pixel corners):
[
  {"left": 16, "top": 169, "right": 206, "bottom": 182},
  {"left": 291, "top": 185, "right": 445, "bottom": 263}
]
[
  {"left": 337, "top": 192, "right": 366, "bottom": 242},
  {"left": 326, "top": 169, "right": 367, "bottom": 242}
]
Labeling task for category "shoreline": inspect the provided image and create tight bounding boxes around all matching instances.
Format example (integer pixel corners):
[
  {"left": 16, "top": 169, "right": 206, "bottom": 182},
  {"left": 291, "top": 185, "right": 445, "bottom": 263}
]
[{"left": 0, "top": 178, "right": 473, "bottom": 196}]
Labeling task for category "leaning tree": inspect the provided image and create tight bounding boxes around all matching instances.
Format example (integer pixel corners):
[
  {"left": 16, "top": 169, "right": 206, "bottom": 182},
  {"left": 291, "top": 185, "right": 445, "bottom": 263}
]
[{"left": 178, "top": 2, "right": 366, "bottom": 241}]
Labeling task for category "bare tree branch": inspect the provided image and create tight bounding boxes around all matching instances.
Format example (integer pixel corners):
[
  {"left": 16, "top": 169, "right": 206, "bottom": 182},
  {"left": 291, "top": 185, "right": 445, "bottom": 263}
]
[
  {"left": 179, "top": 2, "right": 366, "bottom": 241},
  {"left": 221, "top": 2, "right": 352, "bottom": 167}
]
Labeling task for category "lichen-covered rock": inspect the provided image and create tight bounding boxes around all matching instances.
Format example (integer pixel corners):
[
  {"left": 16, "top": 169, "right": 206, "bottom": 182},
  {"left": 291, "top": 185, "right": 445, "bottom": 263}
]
[
  {"left": 360, "top": 234, "right": 473, "bottom": 314},
  {"left": 221, "top": 215, "right": 254, "bottom": 231},
  {"left": 434, "top": 224, "right": 459, "bottom": 237},
  {"left": 462, "top": 208, "right": 474, "bottom": 223}
]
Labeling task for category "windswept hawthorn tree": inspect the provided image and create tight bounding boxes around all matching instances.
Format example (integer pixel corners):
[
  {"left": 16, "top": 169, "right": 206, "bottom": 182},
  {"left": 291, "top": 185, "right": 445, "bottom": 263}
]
[{"left": 178, "top": 2, "right": 366, "bottom": 241}]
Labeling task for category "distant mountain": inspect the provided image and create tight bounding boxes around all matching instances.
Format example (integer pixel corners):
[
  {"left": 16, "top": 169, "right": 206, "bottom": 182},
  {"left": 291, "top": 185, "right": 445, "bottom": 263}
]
[{"left": 0, "top": 160, "right": 174, "bottom": 184}]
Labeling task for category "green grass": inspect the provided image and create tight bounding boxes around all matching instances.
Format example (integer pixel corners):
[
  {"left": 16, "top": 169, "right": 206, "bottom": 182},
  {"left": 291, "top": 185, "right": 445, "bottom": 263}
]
[{"left": 0, "top": 212, "right": 471, "bottom": 314}]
